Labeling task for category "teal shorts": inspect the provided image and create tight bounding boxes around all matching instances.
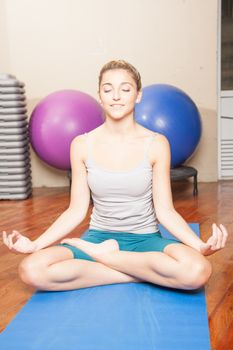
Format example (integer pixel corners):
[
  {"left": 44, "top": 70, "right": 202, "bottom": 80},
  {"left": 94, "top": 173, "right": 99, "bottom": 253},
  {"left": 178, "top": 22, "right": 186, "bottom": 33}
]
[{"left": 58, "top": 229, "right": 181, "bottom": 262}]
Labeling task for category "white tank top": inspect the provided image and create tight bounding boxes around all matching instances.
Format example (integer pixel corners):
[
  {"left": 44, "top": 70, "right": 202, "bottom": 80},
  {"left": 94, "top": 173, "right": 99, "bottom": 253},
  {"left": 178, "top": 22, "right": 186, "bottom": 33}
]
[{"left": 84, "top": 132, "right": 159, "bottom": 234}]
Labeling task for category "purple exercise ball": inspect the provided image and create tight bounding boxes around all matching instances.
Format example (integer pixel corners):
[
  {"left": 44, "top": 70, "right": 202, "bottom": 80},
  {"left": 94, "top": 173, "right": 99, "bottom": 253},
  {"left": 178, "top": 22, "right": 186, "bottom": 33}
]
[{"left": 29, "top": 90, "right": 104, "bottom": 170}]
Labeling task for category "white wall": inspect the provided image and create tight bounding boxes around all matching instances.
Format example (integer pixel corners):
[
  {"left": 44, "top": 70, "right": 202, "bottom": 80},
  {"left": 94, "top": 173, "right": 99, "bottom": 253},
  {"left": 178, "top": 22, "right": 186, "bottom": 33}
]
[{"left": 0, "top": 0, "right": 218, "bottom": 186}]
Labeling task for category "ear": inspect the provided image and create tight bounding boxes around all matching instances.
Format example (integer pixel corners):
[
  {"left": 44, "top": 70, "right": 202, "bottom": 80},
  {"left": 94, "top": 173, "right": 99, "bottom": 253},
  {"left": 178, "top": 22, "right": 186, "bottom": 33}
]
[{"left": 136, "top": 90, "right": 142, "bottom": 103}]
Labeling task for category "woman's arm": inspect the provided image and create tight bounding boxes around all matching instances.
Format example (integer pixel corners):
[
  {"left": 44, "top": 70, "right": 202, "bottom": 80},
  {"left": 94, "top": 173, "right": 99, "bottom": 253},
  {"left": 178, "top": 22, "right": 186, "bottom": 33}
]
[
  {"left": 33, "top": 135, "right": 91, "bottom": 250},
  {"left": 151, "top": 134, "right": 206, "bottom": 252},
  {"left": 3, "top": 135, "right": 91, "bottom": 253}
]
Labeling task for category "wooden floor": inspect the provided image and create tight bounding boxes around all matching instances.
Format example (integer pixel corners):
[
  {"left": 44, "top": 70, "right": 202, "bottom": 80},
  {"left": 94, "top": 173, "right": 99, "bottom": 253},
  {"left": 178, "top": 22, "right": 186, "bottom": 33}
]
[{"left": 0, "top": 180, "right": 233, "bottom": 349}]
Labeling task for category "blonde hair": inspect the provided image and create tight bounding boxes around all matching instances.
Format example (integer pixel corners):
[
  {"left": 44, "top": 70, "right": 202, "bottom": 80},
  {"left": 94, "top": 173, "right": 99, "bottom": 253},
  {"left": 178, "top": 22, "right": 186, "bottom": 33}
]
[{"left": 98, "top": 60, "right": 142, "bottom": 91}]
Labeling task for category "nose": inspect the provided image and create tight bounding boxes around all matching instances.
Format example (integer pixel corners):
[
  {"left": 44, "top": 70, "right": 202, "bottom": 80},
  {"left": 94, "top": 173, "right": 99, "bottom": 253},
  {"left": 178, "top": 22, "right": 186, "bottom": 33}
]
[{"left": 112, "top": 89, "right": 120, "bottom": 101}]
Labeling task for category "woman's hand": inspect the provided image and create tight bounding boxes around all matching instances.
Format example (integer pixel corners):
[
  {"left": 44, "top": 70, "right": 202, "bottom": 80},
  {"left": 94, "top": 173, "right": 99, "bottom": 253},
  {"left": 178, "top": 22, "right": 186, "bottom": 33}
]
[
  {"left": 2, "top": 230, "right": 37, "bottom": 254},
  {"left": 199, "top": 223, "right": 228, "bottom": 256}
]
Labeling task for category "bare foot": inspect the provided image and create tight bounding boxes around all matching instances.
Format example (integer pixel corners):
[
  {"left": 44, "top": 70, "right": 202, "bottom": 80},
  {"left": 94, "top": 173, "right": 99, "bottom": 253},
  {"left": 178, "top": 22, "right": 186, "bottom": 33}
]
[{"left": 61, "top": 238, "right": 119, "bottom": 261}]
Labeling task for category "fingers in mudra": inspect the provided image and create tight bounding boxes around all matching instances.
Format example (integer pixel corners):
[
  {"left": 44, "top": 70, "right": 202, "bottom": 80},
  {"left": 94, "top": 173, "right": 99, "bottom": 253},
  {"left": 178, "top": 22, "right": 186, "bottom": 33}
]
[
  {"left": 9, "top": 231, "right": 20, "bottom": 249},
  {"left": 3, "top": 231, "right": 16, "bottom": 251},
  {"left": 218, "top": 224, "right": 228, "bottom": 248},
  {"left": 210, "top": 223, "right": 228, "bottom": 251},
  {"left": 2, "top": 230, "right": 35, "bottom": 254},
  {"left": 2, "top": 231, "right": 15, "bottom": 249}
]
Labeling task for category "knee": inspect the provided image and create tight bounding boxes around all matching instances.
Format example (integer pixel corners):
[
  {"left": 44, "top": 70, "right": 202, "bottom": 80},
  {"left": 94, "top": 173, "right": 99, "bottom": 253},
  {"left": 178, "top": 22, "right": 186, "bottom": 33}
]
[
  {"left": 18, "top": 256, "right": 45, "bottom": 289},
  {"left": 181, "top": 259, "right": 212, "bottom": 290}
]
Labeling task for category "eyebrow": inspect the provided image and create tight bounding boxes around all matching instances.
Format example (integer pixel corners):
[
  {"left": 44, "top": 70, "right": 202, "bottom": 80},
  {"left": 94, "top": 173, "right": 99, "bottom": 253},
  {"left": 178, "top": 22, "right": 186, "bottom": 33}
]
[{"left": 102, "top": 82, "right": 134, "bottom": 87}]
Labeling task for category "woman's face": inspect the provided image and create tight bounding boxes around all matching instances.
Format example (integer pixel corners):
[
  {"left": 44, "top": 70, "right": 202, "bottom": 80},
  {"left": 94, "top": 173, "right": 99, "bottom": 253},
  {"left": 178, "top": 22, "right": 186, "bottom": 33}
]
[{"left": 99, "top": 69, "right": 142, "bottom": 120}]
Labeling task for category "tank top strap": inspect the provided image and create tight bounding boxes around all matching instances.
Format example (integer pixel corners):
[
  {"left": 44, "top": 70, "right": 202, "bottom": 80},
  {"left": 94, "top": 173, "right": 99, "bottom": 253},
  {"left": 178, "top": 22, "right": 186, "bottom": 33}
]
[
  {"left": 84, "top": 132, "right": 92, "bottom": 162},
  {"left": 144, "top": 134, "right": 156, "bottom": 160}
]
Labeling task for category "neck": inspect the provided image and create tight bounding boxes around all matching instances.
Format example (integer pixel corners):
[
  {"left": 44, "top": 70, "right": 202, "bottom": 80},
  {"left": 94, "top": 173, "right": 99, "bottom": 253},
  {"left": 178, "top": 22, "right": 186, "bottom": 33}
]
[{"left": 103, "top": 117, "right": 138, "bottom": 140}]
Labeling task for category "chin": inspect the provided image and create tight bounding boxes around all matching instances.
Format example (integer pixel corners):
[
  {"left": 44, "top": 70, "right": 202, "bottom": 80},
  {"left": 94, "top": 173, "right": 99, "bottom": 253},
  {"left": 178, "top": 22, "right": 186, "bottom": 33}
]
[
  {"left": 111, "top": 115, "right": 129, "bottom": 121},
  {"left": 106, "top": 112, "right": 125, "bottom": 119},
  {"left": 107, "top": 110, "right": 134, "bottom": 120}
]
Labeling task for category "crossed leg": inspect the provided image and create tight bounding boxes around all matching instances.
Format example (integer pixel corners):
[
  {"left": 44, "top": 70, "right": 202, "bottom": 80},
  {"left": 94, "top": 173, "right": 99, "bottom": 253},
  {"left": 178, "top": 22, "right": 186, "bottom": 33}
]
[
  {"left": 19, "top": 241, "right": 212, "bottom": 291},
  {"left": 60, "top": 239, "right": 212, "bottom": 290},
  {"left": 18, "top": 246, "right": 141, "bottom": 291}
]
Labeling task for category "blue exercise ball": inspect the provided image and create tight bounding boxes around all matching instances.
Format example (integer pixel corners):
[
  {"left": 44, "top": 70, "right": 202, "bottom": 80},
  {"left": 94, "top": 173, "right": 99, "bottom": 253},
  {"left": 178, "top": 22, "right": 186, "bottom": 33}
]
[{"left": 135, "top": 84, "right": 202, "bottom": 168}]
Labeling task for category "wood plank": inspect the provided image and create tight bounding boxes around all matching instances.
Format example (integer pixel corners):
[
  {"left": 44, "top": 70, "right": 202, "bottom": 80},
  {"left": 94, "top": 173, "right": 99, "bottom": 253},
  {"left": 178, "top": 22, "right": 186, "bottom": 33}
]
[{"left": 209, "top": 284, "right": 233, "bottom": 348}]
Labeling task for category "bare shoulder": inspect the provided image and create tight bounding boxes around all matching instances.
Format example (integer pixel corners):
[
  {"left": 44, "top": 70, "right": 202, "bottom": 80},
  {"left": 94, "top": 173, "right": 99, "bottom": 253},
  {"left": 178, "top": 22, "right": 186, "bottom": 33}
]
[
  {"left": 149, "top": 133, "right": 170, "bottom": 165},
  {"left": 71, "top": 134, "right": 85, "bottom": 148},
  {"left": 70, "top": 134, "right": 87, "bottom": 161},
  {"left": 71, "top": 126, "right": 102, "bottom": 159},
  {"left": 151, "top": 132, "right": 169, "bottom": 146},
  {"left": 136, "top": 125, "right": 168, "bottom": 146}
]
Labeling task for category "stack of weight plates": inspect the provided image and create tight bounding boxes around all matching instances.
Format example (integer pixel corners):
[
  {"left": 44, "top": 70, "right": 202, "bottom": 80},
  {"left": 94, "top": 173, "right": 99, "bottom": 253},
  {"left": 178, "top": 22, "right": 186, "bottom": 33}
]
[{"left": 0, "top": 74, "right": 32, "bottom": 200}]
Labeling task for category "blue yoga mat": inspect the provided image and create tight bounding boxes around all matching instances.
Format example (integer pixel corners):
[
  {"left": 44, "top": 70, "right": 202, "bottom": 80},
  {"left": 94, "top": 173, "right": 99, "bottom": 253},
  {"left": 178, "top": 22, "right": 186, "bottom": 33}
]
[{"left": 0, "top": 224, "right": 211, "bottom": 350}]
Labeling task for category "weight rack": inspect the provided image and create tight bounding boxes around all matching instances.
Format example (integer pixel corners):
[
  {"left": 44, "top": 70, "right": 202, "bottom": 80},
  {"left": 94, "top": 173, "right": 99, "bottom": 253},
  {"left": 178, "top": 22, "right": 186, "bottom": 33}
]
[{"left": 0, "top": 74, "right": 32, "bottom": 200}]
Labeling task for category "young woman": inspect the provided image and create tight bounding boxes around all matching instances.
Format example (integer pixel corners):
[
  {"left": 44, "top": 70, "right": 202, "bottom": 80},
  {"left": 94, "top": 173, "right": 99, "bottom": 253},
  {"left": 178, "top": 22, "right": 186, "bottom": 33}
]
[{"left": 2, "top": 60, "right": 228, "bottom": 291}]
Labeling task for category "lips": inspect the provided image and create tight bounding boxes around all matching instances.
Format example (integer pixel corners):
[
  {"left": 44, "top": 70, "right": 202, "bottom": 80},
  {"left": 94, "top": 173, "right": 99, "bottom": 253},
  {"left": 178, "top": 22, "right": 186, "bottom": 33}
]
[
  {"left": 110, "top": 104, "right": 124, "bottom": 106},
  {"left": 110, "top": 104, "right": 124, "bottom": 109}
]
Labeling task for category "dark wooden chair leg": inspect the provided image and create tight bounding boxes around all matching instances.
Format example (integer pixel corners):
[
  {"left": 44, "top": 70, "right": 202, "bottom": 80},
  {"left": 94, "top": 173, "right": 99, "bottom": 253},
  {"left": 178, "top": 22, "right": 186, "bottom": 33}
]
[
  {"left": 193, "top": 174, "right": 198, "bottom": 196},
  {"left": 171, "top": 166, "right": 198, "bottom": 197}
]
